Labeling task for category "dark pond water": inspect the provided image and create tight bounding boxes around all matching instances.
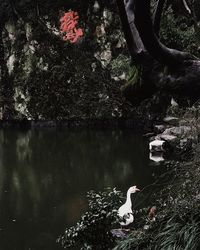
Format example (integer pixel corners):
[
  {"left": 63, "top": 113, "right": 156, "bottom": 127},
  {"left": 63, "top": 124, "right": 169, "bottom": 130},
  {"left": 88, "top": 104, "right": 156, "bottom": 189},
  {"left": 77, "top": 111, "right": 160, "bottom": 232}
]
[{"left": 0, "top": 128, "right": 156, "bottom": 250}]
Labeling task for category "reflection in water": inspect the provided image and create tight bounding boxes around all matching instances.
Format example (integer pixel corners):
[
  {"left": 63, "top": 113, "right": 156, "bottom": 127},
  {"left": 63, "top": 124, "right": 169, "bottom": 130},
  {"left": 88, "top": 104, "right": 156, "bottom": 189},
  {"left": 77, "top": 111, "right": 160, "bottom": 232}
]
[
  {"left": 0, "top": 129, "right": 152, "bottom": 250},
  {"left": 149, "top": 152, "right": 165, "bottom": 162}
]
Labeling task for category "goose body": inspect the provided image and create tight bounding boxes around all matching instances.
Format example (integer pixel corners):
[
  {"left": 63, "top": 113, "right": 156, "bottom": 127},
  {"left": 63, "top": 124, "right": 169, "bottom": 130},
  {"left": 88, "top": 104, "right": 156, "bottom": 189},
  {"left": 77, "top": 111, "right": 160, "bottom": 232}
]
[{"left": 118, "top": 186, "right": 140, "bottom": 227}]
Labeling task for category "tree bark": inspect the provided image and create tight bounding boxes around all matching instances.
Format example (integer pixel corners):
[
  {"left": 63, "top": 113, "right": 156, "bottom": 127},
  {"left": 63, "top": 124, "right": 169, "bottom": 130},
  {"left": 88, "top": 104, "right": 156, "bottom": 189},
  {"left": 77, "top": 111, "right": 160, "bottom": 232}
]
[
  {"left": 153, "top": 0, "right": 166, "bottom": 36},
  {"left": 121, "top": 0, "right": 200, "bottom": 103},
  {"left": 116, "top": 0, "right": 149, "bottom": 63}
]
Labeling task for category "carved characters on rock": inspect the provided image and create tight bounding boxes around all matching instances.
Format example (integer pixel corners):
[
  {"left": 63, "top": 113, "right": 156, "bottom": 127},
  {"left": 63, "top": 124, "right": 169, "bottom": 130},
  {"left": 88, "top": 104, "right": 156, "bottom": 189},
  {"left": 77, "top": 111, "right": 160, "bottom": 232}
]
[{"left": 60, "top": 11, "right": 83, "bottom": 43}]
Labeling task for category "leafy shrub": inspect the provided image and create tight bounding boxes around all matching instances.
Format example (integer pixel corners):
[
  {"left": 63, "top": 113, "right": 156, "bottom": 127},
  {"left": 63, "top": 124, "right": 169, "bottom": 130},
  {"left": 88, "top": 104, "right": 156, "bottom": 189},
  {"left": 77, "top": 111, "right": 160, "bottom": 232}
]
[
  {"left": 160, "top": 8, "right": 199, "bottom": 57},
  {"left": 58, "top": 188, "right": 123, "bottom": 249},
  {"left": 113, "top": 230, "right": 151, "bottom": 250},
  {"left": 114, "top": 151, "right": 200, "bottom": 250},
  {"left": 114, "top": 213, "right": 200, "bottom": 250},
  {"left": 154, "top": 217, "right": 200, "bottom": 250}
]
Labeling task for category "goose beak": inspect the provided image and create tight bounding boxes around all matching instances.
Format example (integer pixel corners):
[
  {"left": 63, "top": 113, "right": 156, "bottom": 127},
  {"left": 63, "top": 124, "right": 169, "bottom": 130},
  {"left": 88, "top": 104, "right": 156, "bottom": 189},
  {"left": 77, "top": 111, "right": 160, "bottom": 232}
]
[{"left": 135, "top": 187, "right": 140, "bottom": 192}]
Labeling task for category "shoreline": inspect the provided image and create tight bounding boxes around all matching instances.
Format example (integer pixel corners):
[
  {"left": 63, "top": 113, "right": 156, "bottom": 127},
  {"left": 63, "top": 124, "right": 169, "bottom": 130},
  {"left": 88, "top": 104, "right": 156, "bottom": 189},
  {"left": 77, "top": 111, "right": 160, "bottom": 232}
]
[{"left": 0, "top": 116, "right": 154, "bottom": 131}]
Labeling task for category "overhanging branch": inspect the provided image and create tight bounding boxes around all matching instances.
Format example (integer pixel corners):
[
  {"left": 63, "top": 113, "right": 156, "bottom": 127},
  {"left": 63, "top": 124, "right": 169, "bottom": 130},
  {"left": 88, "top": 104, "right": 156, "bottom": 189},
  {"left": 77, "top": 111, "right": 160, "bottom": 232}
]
[{"left": 134, "top": 0, "right": 195, "bottom": 66}]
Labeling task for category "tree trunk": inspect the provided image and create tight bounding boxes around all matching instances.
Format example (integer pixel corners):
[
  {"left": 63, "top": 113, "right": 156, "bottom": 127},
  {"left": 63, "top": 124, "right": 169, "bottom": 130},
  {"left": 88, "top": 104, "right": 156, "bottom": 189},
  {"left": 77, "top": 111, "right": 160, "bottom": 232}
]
[
  {"left": 134, "top": 0, "right": 195, "bottom": 66},
  {"left": 119, "top": 0, "right": 200, "bottom": 103},
  {"left": 116, "top": 0, "right": 149, "bottom": 64},
  {"left": 153, "top": 0, "right": 166, "bottom": 36}
]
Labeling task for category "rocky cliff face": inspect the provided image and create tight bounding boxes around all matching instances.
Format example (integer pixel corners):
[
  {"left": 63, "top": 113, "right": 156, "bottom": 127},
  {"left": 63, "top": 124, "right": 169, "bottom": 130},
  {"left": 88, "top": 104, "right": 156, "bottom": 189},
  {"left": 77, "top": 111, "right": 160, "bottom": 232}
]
[{"left": 0, "top": 0, "right": 132, "bottom": 121}]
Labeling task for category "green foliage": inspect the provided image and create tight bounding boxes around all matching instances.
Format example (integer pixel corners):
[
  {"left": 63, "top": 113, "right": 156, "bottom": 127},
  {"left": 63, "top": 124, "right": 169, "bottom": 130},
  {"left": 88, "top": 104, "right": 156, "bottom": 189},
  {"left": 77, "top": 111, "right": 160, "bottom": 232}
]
[
  {"left": 114, "top": 140, "right": 200, "bottom": 250},
  {"left": 127, "top": 65, "right": 142, "bottom": 86},
  {"left": 111, "top": 55, "right": 130, "bottom": 77},
  {"left": 58, "top": 188, "right": 123, "bottom": 249},
  {"left": 113, "top": 230, "right": 151, "bottom": 250},
  {"left": 3, "top": 0, "right": 128, "bottom": 120},
  {"left": 154, "top": 218, "right": 200, "bottom": 250},
  {"left": 115, "top": 199, "right": 200, "bottom": 250},
  {"left": 25, "top": 49, "right": 125, "bottom": 120},
  {"left": 160, "top": 8, "right": 199, "bottom": 57}
]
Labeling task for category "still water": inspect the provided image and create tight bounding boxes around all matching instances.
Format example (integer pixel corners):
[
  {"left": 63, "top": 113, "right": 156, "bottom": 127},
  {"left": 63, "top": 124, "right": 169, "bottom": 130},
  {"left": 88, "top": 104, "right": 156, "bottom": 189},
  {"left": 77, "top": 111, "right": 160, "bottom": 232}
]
[{"left": 0, "top": 128, "right": 154, "bottom": 250}]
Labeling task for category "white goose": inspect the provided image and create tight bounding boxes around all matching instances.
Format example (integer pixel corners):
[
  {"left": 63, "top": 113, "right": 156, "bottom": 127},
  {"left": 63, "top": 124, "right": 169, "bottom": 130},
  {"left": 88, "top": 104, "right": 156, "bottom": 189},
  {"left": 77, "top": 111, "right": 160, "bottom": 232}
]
[{"left": 118, "top": 186, "right": 140, "bottom": 227}]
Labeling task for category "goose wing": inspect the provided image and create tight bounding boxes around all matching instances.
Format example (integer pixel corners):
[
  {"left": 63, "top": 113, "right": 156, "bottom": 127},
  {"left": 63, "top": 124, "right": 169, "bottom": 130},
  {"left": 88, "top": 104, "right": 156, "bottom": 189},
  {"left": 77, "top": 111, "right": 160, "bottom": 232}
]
[{"left": 118, "top": 204, "right": 134, "bottom": 226}]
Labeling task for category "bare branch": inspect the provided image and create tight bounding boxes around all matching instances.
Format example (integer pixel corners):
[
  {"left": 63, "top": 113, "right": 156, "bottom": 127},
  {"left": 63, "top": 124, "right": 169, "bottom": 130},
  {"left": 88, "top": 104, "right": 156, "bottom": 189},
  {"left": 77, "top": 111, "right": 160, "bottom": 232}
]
[{"left": 182, "top": 0, "right": 191, "bottom": 15}]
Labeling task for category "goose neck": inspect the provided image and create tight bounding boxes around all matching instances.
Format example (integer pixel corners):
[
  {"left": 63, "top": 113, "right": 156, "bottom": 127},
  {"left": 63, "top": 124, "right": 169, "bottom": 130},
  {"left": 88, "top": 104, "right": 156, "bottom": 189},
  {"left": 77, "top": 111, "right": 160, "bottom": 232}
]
[{"left": 125, "top": 190, "right": 132, "bottom": 207}]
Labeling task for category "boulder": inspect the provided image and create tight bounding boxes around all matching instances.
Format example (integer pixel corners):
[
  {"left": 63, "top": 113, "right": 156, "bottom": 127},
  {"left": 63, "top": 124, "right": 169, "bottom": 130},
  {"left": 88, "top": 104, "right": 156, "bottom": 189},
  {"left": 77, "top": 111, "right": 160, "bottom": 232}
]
[
  {"left": 162, "top": 126, "right": 191, "bottom": 138},
  {"left": 163, "top": 116, "right": 179, "bottom": 126},
  {"left": 157, "top": 134, "right": 177, "bottom": 143},
  {"left": 154, "top": 124, "right": 165, "bottom": 133},
  {"left": 149, "top": 139, "right": 166, "bottom": 152}
]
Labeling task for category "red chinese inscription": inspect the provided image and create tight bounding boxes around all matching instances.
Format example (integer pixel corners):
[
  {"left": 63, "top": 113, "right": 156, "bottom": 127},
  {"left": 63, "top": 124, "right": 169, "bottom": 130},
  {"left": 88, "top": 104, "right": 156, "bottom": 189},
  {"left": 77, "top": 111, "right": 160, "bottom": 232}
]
[{"left": 60, "top": 11, "right": 83, "bottom": 43}]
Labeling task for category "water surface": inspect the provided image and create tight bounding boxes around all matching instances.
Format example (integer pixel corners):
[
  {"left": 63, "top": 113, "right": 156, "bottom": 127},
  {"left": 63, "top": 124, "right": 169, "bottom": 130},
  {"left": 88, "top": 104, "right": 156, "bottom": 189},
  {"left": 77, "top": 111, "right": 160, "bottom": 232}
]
[{"left": 0, "top": 128, "right": 153, "bottom": 250}]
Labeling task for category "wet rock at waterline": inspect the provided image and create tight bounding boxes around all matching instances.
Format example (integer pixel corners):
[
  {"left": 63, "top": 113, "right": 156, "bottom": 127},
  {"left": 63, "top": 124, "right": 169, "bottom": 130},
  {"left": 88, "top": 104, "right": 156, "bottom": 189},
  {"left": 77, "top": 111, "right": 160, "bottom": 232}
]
[
  {"left": 154, "top": 125, "right": 166, "bottom": 133},
  {"left": 150, "top": 122, "right": 195, "bottom": 158},
  {"left": 156, "top": 134, "right": 177, "bottom": 143},
  {"left": 149, "top": 139, "right": 166, "bottom": 152},
  {"left": 162, "top": 126, "right": 191, "bottom": 138},
  {"left": 163, "top": 116, "right": 179, "bottom": 126}
]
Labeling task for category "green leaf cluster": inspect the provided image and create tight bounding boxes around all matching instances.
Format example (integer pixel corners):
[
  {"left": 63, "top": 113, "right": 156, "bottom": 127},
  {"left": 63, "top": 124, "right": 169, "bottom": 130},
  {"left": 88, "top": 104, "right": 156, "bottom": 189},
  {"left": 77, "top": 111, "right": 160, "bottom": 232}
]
[{"left": 58, "top": 188, "right": 123, "bottom": 249}]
